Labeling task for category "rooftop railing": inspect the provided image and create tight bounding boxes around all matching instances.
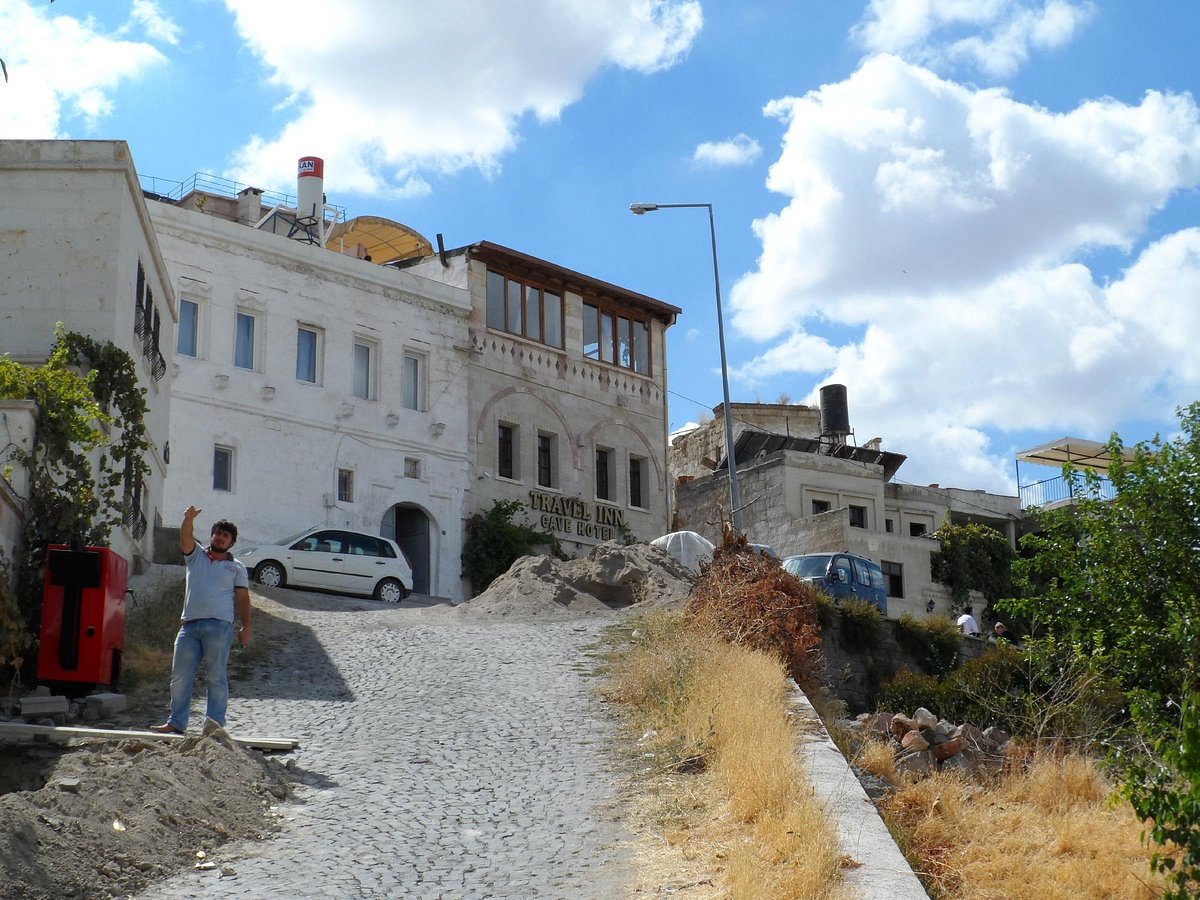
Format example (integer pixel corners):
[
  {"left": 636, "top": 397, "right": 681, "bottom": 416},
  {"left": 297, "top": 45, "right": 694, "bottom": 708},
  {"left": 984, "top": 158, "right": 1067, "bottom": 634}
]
[
  {"left": 139, "top": 172, "right": 347, "bottom": 223},
  {"left": 1018, "top": 472, "right": 1116, "bottom": 509}
]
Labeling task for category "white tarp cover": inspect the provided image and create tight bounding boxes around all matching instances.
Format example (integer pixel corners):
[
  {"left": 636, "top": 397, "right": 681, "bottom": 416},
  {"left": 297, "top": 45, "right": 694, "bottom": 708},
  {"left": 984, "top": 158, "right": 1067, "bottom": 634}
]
[{"left": 650, "top": 531, "right": 715, "bottom": 574}]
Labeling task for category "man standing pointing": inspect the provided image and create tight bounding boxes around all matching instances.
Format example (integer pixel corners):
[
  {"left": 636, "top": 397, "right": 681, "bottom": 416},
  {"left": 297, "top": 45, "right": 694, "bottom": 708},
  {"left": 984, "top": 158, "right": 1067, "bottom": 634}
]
[{"left": 151, "top": 506, "right": 250, "bottom": 734}]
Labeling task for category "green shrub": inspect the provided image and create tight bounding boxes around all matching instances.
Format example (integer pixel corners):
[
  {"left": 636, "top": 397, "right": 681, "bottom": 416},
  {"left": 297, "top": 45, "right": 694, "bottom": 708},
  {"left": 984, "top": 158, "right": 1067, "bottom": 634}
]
[
  {"left": 880, "top": 668, "right": 942, "bottom": 716},
  {"left": 837, "top": 598, "right": 883, "bottom": 650},
  {"left": 894, "top": 613, "right": 961, "bottom": 677},
  {"left": 940, "top": 644, "right": 1028, "bottom": 728},
  {"left": 461, "top": 499, "right": 563, "bottom": 596},
  {"left": 814, "top": 592, "right": 835, "bottom": 628}
]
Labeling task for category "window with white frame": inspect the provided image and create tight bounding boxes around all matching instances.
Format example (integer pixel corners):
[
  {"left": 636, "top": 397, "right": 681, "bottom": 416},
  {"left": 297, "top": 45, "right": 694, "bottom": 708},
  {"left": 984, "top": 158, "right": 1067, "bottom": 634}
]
[
  {"left": 177, "top": 299, "right": 199, "bottom": 357},
  {"left": 403, "top": 352, "right": 423, "bottom": 411},
  {"left": 234, "top": 311, "right": 256, "bottom": 370},
  {"left": 353, "top": 339, "right": 377, "bottom": 400},
  {"left": 404, "top": 457, "right": 422, "bottom": 479},
  {"left": 337, "top": 468, "right": 354, "bottom": 503},
  {"left": 296, "top": 325, "right": 322, "bottom": 384},
  {"left": 213, "top": 446, "right": 234, "bottom": 492}
]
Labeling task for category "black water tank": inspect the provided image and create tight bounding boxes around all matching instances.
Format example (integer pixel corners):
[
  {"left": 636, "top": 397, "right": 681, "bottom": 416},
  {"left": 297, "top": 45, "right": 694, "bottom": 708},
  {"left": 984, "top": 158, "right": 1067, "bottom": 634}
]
[{"left": 819, "top": 383, "right": 851, "bottom": 437}]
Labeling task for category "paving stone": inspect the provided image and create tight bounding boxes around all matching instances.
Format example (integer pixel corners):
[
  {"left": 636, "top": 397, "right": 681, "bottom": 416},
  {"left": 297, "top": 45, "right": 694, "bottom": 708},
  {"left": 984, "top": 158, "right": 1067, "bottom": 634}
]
[{"left": 140, "top": 596, "right": 633, "bottom": 898}]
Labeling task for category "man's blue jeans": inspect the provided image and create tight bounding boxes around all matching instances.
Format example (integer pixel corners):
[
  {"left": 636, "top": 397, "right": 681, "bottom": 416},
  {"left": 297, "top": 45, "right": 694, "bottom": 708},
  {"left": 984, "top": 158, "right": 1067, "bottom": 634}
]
[{"left": 167, "top": 618, "right": 234, "bottom": 731}]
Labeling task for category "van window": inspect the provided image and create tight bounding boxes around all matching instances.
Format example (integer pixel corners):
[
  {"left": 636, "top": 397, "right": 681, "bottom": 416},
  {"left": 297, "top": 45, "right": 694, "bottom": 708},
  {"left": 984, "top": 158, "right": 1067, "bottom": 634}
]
[
  {"left": 832, "top": 556, "right": 853, "bottom": 584},
  {"left": 867, "top": 561, "right": 886, "bottom": 591},
  {"left": 852, "top": 557, "right": 873, "bottom": 588}
]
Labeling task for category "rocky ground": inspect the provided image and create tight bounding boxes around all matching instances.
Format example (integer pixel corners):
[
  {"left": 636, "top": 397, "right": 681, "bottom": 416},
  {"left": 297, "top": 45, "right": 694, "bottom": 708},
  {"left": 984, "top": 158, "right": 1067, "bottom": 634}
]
[{"left": 0, "top": 541, "right": 695, "bottom": 899}]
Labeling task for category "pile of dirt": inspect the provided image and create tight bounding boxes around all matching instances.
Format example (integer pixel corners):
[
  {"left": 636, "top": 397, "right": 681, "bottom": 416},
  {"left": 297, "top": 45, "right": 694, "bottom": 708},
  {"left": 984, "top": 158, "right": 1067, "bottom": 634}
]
[
  {"left": 454, "top": 540, "right": 696, "bottom": 618},
  {"left": 0, "top": 724, "right": 292, "bottom": 899}
]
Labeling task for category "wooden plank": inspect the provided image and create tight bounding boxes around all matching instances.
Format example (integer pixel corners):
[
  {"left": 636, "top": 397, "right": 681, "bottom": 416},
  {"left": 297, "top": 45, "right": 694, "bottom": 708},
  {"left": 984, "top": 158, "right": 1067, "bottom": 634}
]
[{"left": 0, "top": 721, "right": 298, "bottom": 752}]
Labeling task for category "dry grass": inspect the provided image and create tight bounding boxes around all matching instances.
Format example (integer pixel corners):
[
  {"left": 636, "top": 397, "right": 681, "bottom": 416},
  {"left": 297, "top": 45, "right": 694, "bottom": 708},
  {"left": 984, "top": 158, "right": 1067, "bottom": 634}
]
[
  {"left": 602, "top": 612, "right": 848, "bottom": 899},
  {"left": 880, "top": 749, "right": 1164, "bottom": 899},
  {"left": 855, "top": 737, "right": 899, "bottom": 783},
  {"left": 120, "top": 581, "right": 184, "bottom": 690}
]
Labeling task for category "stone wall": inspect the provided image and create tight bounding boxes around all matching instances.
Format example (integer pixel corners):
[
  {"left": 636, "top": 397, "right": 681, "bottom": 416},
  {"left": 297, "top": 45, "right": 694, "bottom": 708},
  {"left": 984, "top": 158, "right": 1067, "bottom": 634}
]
[
  {"left": 668, "top": 402, "right": 821, "bottom": 480},
  {"left": 818, "top": 614, "right": 986, "bottom": 714}
]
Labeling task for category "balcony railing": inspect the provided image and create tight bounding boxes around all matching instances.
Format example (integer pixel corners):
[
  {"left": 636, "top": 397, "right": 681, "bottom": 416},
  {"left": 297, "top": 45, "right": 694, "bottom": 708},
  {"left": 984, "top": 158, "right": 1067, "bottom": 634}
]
[
  {"left": 1019, "top": 472, "right": 1116, "bottom": 509},
  {"left": 124, "top": 502, "right": 147, "bottom": 541},
  {"left": 139, "top": 172, "right": 347, "bottom": 225}
]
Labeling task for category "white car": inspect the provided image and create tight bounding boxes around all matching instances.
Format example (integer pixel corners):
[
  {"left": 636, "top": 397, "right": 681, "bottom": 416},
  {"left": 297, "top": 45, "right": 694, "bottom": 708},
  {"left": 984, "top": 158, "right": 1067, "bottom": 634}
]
[{"left": 236, "top": 527, "right": 414, "bottom": 603}]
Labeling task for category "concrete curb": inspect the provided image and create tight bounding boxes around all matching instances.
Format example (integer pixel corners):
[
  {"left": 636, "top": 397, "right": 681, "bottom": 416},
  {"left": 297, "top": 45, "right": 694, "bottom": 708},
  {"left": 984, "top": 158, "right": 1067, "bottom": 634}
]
[{"left": 788, "top": 682, "right": 929, "bottom": 899}]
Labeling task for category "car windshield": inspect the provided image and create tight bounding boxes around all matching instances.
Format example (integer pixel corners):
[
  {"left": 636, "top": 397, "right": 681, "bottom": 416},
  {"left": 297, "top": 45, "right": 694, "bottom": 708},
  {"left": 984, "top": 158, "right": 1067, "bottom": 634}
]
[
  {"left": 784, "top": 554, "right": 832, "bottom": 578},
  {"left": 275, "top": 527, "right": 317, "bottom": 547}
]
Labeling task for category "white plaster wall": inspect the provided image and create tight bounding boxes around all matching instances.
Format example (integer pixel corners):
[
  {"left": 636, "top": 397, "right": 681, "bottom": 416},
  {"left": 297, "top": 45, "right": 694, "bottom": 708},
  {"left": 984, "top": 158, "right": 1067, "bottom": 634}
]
[
  {"left": 0, "top": 402, "right": 37, "bottom": 564},
  {"left": 0, "top": 140, "right": 174, "bottom": 568},
  {"left": 149, "top": 201, "right": 472, "bottom": 600}
]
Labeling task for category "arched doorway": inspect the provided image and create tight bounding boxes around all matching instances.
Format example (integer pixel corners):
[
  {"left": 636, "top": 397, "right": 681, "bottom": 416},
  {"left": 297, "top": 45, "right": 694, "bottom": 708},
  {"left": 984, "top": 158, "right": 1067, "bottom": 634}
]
[{"left": 382, "top": 504, "right": 432, "bottom": 595}]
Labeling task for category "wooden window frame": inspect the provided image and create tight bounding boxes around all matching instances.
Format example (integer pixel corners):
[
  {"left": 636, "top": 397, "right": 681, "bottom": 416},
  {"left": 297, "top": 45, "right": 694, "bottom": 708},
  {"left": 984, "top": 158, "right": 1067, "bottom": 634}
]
[
  {"left": 485, "top": 269, "right": 564, "bottom": 349},
  {"left": 583, "top": 301, "right": 652, "bottom": 375}
]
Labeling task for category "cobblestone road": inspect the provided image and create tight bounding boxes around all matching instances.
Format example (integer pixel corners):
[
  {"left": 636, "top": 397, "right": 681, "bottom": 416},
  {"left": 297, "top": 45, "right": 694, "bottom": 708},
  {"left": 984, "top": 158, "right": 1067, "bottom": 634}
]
[{"left": 142, "top": 589, "right": 633, "bottom": 899}]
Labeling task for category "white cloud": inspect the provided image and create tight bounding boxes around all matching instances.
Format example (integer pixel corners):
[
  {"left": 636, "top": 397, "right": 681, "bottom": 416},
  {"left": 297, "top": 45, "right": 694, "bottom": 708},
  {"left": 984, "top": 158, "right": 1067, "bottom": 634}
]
[
  {"left": 692, "top": 133, "right": 761, "bottom": 168},
  {"left": 853, "top": 0, "right": 1095, "bottom": 78},
  {"left": 729, "top": 55, "right": 1200, "bottom": 491},
  {"left": 221, "top": 0, "right": 702, "bottom": 195},
  {"left": 0, "top": 0, "right": 167, "bottom": 136},
  {"left": 128, "top": 0, "right": 181, "bottom": 46}
]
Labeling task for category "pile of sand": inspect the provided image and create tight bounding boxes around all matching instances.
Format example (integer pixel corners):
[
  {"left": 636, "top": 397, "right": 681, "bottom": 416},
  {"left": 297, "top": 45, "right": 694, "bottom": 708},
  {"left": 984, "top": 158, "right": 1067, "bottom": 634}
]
[
  {"left": 0, "top": 725, "right": 292, "bottom": 899},
  {"left": 454, "top": 540, "right": 697, "bottom": 619}
]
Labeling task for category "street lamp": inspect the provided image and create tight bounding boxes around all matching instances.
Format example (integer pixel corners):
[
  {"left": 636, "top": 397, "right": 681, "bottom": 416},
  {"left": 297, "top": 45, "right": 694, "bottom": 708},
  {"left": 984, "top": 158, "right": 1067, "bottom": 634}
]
[{"left": 630, "top": 201, "right": 743, "bottom": 533}]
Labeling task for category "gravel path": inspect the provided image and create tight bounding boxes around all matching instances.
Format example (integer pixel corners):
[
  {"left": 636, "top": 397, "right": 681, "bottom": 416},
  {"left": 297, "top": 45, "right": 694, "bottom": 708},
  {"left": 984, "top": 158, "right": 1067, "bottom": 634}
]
[{"left": 140, "top": 589, "right": 633, "bottom": 899}]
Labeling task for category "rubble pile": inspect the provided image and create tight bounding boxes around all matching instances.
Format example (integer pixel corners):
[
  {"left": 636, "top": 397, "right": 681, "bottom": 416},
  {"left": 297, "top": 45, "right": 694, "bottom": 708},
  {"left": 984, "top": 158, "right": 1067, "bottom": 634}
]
[
  {"left": 0, "top": 724, "right": 292, "bottom": 899},
  {"left": 857, "top": 706, "right": 1012, "bottom": 782},
  {"left": 455, "top": 541, "right": 696, "bottom": 619}
]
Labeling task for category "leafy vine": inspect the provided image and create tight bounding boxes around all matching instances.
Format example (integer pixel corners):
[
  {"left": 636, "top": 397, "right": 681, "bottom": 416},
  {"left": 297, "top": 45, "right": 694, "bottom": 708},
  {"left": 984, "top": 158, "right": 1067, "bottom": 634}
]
[
  {"left": 0, "top": 325, "right": 151, "bottom": 655},
  {"left": 929, "top": 520, "right": 1015, "bottom": 615}
]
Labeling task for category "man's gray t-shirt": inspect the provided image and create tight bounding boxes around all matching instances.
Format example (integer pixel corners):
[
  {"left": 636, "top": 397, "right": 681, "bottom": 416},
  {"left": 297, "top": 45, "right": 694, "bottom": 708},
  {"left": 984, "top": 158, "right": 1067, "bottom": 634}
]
[{"left": 181, "top": 548, "right": 249, "bottom": 622}]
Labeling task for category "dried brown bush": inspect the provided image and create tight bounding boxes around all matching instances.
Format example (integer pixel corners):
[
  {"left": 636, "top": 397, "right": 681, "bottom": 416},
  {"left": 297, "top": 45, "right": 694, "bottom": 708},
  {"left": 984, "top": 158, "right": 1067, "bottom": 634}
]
[{"left": 683, "top": 534, "right": 823, "bottom": 690}]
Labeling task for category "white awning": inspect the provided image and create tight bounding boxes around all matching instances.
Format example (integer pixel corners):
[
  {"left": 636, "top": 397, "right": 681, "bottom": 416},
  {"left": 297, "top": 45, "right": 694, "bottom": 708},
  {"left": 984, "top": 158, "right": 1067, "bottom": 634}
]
[{"left": 1014, "top": 436, "right": 1139, "bottom": 474}]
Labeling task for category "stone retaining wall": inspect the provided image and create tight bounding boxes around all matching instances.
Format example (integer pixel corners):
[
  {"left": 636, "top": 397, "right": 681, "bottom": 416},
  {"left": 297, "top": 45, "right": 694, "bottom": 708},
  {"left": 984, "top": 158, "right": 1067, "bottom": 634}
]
[{"left": 819, "top": 614, "right": 986, "bottom": 713}]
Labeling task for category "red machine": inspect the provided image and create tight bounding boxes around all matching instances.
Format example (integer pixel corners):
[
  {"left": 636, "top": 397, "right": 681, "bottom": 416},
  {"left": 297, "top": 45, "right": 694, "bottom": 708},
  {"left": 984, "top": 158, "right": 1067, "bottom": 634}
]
[{"left": 37, "top": 545, "right": 128, "bottom": 690}]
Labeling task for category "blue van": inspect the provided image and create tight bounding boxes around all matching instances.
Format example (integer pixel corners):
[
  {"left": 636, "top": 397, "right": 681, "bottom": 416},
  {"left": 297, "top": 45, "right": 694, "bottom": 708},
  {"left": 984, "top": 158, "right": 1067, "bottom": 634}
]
[{"left": 782, "top": 552, "right": 888, "bottom": 614}]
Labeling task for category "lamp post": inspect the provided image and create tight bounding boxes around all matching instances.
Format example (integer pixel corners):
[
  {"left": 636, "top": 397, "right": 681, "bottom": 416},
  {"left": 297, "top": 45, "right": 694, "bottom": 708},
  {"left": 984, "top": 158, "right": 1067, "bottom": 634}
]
[{"left": 630, "top": 201, "right": 743, "bottom": 533}]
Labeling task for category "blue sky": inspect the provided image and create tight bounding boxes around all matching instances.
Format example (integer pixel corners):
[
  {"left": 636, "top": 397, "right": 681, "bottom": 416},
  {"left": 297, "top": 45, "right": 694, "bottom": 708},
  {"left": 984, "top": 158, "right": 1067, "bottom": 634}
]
[{"left": 3, "top": 1, "right": 1199, "bottom": 496}]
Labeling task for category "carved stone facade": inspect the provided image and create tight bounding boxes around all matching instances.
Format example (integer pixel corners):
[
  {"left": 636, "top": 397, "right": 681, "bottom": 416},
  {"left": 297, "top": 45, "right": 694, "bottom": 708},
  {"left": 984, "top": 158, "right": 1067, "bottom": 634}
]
[{"left": 404, "top": 243, "right": 679, "bottom": 574}]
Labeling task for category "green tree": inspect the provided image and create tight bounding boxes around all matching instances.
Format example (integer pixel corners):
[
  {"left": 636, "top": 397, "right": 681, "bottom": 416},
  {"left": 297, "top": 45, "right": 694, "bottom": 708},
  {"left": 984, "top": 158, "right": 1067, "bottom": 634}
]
[
  {"left": 1002, "top": 403, "right": 1200, "bottom": 720},
  {"left": 1126, "top": 692, "right": 1200, "bottom": 899},
  {"left": 1000, "top": 402, "right": 1200, "bottom": 891}
]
